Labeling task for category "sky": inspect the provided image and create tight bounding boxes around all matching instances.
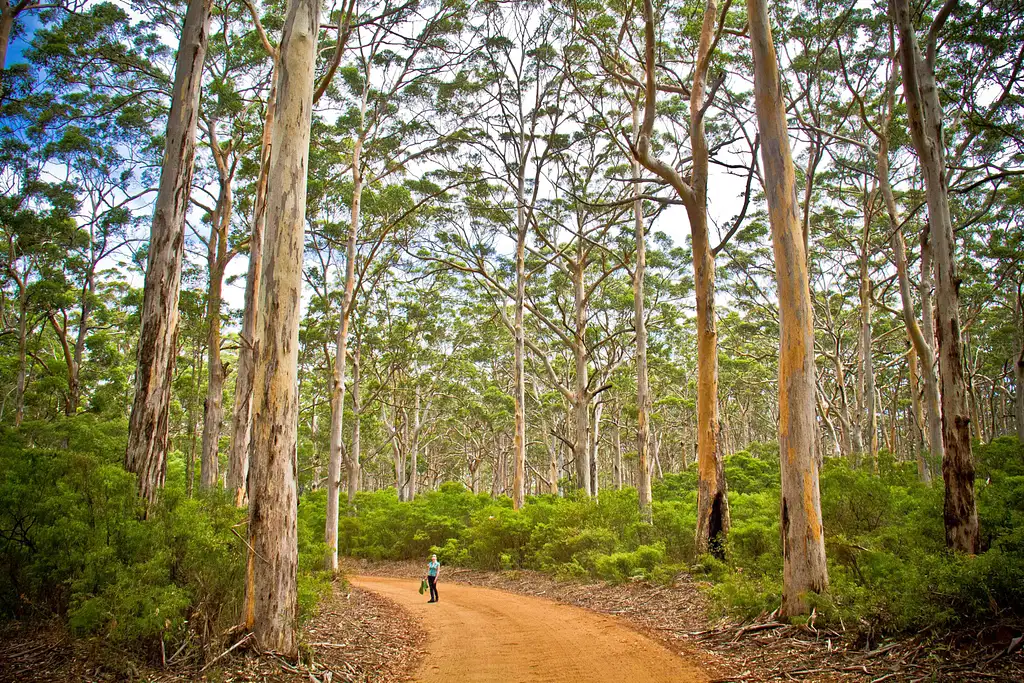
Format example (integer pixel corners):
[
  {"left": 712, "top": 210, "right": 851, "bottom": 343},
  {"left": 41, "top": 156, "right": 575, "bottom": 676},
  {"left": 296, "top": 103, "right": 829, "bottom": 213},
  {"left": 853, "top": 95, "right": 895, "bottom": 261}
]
[{"left": 7, "top": 13, "right": 38, "bottom": 68}]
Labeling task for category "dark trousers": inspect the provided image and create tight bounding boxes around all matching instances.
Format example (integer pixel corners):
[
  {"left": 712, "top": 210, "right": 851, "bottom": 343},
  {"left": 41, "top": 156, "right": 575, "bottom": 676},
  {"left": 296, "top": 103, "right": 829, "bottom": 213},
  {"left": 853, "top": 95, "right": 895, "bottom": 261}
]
[{"left": 427, "top": 575, "right": 438, "bottom": 601}]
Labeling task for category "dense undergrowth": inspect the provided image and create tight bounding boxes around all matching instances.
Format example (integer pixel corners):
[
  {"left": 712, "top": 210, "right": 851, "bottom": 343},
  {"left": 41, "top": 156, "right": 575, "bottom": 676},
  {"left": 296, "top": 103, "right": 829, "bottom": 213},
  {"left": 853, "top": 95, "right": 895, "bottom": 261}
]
[
  {"left": 0, "top": 417, "right": 331, "bottom": 663},
  {"left": 2, "top": 416, "right": 1021, "bottom": 660},
  {"left": 327, "top": 438, "right": 1024, "bottom": 635}
]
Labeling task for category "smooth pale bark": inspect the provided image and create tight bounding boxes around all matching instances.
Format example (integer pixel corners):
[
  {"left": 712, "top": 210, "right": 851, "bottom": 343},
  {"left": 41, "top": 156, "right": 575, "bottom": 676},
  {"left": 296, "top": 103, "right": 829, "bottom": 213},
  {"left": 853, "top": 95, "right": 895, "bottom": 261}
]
[
  {"left": 243, "top": 0, "right": 318, "bottom": 655},
  {"left": 612, "top": 406, "right": 623, "bottom": 490},
  {"left": 544, "top": 419, "right": 559, "bottom": 495},
  {"left": 512, "top": 170, "right": 528, "bottom": 508},
  {"left": 889, "top": 218, "right": 940, "bottom": 482},
  {"left": 689, "top": 0, "right": 729, "bottom": 556},
  {"left": 857, "top": 186, "right": 878, "bottom": 469},
  {"left": 186, "top": 341, "right": 204, "bottom": 497},
  {"left": 228, "top": 64, "right": 277, "bottom": 506},
  {"left": 920, "top": 225, "right": 941, "bottom": 468},
  {"left": 409, "top": 387, "right": 420, "bottom": 500},
  {"left": 892, "top": 0, "right": 978, "bottom": 554},
  {"left": 200, "top": 167, "right": 233, "bottom": 491},
  {"left": 571, "top": 252, "right": 592, "bottom": 496},
  {"left": 874, "top": 87, "right": 940, "bottom": 481},
  {"left": 348, "top": 344, "right": 362, "bottom": 505},
  {"left": 908, "top": 342, "right": 930, "bottom": 480},
  {"left": 747, "top": 0, "right": 829, "bottom": 615},
  {"left": 636, "top": 0, "right": 727, "bottom": 544},
  {"left": 652, "top": 428, "right": 664, "bottom": 478},
  {"left": 831, "top": 339, "right": 855, "bottom": 457},
  {"left": 631, "top": 101, "right": 653, "bottom": 520},
  {"left": 325, "top": 136, "right": 362, "bottom": 571},
  {"left": 590, "top": 401, "right": 603, "bottom": 496},
  {"left": 125, "top": 0, "right": 213, "bottom": 508}
]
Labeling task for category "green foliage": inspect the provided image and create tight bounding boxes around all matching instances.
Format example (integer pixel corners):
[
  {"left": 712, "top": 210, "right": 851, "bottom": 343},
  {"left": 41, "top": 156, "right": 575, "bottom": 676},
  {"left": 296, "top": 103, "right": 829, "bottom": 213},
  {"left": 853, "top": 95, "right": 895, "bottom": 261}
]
[
  {"left": 593, "top": 543, "right": 666, "bottom": 583},
  {"left": 339, "top": 438, "right": 1024, "bottom": 637},
  {"left": 0, "top": 418, "right": 330, "bottom": 657},
  {"left": 709, "top": 440, "right": 1024, "bottom": 632}
]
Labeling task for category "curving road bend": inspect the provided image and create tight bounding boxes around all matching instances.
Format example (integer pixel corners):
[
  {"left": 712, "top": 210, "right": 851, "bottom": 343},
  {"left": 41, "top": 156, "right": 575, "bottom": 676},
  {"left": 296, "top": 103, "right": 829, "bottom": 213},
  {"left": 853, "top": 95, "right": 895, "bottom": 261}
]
[{"left": 350, "top": 575, "right": 708, "bottom": 683}]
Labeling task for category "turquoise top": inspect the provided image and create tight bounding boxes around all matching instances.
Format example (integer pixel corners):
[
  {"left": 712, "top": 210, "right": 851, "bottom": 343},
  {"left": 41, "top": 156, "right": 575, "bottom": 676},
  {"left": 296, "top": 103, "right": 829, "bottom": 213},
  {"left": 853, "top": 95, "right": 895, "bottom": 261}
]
[{"left": 428, "top": 559, "right": 440, "bottom": 576}]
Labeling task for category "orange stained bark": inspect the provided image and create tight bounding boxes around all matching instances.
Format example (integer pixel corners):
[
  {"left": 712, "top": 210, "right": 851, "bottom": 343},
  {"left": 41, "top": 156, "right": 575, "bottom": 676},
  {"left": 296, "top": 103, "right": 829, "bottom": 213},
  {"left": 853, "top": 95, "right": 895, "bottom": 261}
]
[{"left": 747, "top": 0, "right": 828, "bottom": 615}]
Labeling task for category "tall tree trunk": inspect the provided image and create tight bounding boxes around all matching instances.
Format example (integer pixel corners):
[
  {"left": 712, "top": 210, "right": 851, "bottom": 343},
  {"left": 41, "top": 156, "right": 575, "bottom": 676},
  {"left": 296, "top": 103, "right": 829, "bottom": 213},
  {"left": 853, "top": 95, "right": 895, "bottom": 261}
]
[
  {"left": 919, "top": 225, "right": 942, "bottom": 469},
  {"left": 201, "top": 180, "right": 232, "bottom": 491},
  {"left": 186, "top": 341, "right": 204, "bottom": 497},
  {"left": 892, "top": 0, "right": 978, "bottom": 554},
  {"left": 572, "top": 256, "right": 592, "bottom": 496},
  {"left": 125, "top": 0, "right": 213, "bottom": 508},
  {"left": 590, "top": 400, "right": 602, "bottom": 496},
  {"left": 889, "top": 221, "right": 940, "bottom": 481},
  {"left": 348, "top": 344, "right": 361, "bottom": 505},
  {"left": 409, "top": 386, "right": 420, "bottom": 500},
  {"left": 67, "top": 265, "right": 97, "bottom": 417},
  {"left": 908, "top": 342, "right": 931, "bottom": 481},
  {"left": 228, "top": 64, "right": 277, "bottom": 507},
  {"left": 690, "top": 0, "right": 729, "bottom": 558},
  {"left": 512, "top": 171, "right": 528, "bottom": 509},
  {"left": 858, "top": 187, "right": 878, "bottom": 469},
  {"left": 832, "top": 341, "right": 855, "bottom": 457},
  {"left": 325, "top": 137, "right": 361, "bottom": 571},
  {"left": 748, "top": 0, "right": 829, "bottom": 615},
  {"left": 243, "top": 0, "right": 318, "bottom": 655},
  {"left": 636, "top": 0, "right": 726, "bottom": 531},
  {"left": 613, "top": 406, "right": 623, "bottom": 490},
  {"left": 630, "top": 93, "right": 653, "bottom": 524},
  {"left": 877, "top": 80, "right": 940, "bottom": 480},
  {"left": 544, "top": 420, "right": 559, "bottom": 495}
]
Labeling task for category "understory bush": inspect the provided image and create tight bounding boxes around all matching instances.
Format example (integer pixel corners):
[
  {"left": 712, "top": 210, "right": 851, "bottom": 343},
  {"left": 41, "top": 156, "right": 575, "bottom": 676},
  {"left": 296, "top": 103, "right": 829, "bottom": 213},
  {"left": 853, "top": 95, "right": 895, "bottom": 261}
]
[
  {"left": 339, "top": 439, "right": 1024, "bottom": 636},
  {"left": 0, "top": 417, "right": 330, "bottom": 660}
]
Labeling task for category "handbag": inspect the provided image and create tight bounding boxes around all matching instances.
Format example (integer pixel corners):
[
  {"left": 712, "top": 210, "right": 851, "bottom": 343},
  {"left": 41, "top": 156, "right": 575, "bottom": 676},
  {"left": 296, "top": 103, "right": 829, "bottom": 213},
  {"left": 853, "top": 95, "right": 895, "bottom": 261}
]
[{"left": 419, "top": 578, "right": 428, "bottom": 595}]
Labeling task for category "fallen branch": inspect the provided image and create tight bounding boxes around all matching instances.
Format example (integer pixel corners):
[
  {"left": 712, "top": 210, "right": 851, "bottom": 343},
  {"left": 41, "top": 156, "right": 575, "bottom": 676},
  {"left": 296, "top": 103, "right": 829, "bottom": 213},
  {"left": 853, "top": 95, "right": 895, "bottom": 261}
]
[{"left": 200, "top": 632, "right": 253, "bottom": 672}]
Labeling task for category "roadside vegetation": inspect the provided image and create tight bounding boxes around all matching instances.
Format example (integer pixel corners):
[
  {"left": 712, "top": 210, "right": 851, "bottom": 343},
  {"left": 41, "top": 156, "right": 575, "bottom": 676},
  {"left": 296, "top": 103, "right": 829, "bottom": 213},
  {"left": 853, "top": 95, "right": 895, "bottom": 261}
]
[
  {"left": 0, "top": 418, "right": 332, "bottom": 661},
  {"left": 330, "top": 437, "right": 1024, "bottom": 636}
]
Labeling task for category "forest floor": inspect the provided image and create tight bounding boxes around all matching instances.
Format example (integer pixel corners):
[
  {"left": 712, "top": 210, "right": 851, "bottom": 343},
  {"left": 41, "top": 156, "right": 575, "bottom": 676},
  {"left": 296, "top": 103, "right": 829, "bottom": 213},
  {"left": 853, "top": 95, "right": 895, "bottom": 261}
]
[
  {"left": 0, "top": 580, "right": 424, "bottom": 682},
  {"left": 2, "top": 563, "right": 1020, "bottom": 682},
  {"left": 348, "top": 559, "right": 1024, "bottom": 682}
]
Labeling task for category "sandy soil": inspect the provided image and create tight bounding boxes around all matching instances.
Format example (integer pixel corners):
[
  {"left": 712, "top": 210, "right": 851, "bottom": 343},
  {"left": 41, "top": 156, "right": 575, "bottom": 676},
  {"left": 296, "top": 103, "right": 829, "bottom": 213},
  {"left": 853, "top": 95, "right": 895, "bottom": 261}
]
[{"left": 351, "top": 575, "right": 709, "bottom": 683}]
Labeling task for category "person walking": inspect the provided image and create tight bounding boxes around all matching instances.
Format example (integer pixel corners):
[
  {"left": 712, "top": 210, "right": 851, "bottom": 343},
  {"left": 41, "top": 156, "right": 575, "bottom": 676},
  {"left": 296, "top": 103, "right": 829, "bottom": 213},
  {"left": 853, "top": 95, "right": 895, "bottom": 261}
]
[{"left": 425, "top": 553, "right": 440, "bottom": 603}]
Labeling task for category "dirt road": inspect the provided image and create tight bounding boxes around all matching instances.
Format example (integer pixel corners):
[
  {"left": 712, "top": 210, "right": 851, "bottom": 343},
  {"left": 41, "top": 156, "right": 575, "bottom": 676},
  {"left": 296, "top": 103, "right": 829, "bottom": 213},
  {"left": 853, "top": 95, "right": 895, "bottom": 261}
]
[{"left": 350, "top": 575, "right": 708, "bottom": 683}]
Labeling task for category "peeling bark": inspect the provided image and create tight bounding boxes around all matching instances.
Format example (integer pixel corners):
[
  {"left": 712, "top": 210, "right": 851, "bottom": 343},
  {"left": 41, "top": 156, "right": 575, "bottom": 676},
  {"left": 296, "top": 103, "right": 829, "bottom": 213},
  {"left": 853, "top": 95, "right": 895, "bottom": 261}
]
[
  {"left": 748, "top": 0, "right": 829, "bottom": 615},
  {"left": 892, "top": 0, "right": 978, "bottom": 554},
  {"left": 636, "top": 0, "right": 728, "bottom": 546},
  {"left": 243, "top": 0, "right": 318, "bottom": 655},
  {"left": 228, "top": 63, "right": 277, "bottom": 507},
  {"left": 125, "top": 0, "right": 214, "bottom": 509},
  {"left": 325, "top": 135, "right": 362, "bottom": 571}
]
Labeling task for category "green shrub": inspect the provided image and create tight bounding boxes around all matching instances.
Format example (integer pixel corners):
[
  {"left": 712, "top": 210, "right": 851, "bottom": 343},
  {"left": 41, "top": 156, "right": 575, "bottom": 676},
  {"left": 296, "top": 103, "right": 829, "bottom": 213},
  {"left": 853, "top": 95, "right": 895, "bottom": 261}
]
[
  {"left": 725, "top": 450, "right": 779, "bottom": 494},
  {"left": 465, "top": 503, "right": 532, "bottom": 569},
  {"left": 593, "top": 543, "right": 665, "bottom": 582},
  {"left": 0, "top": 417, "right": 326, "bottom": 657}
]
